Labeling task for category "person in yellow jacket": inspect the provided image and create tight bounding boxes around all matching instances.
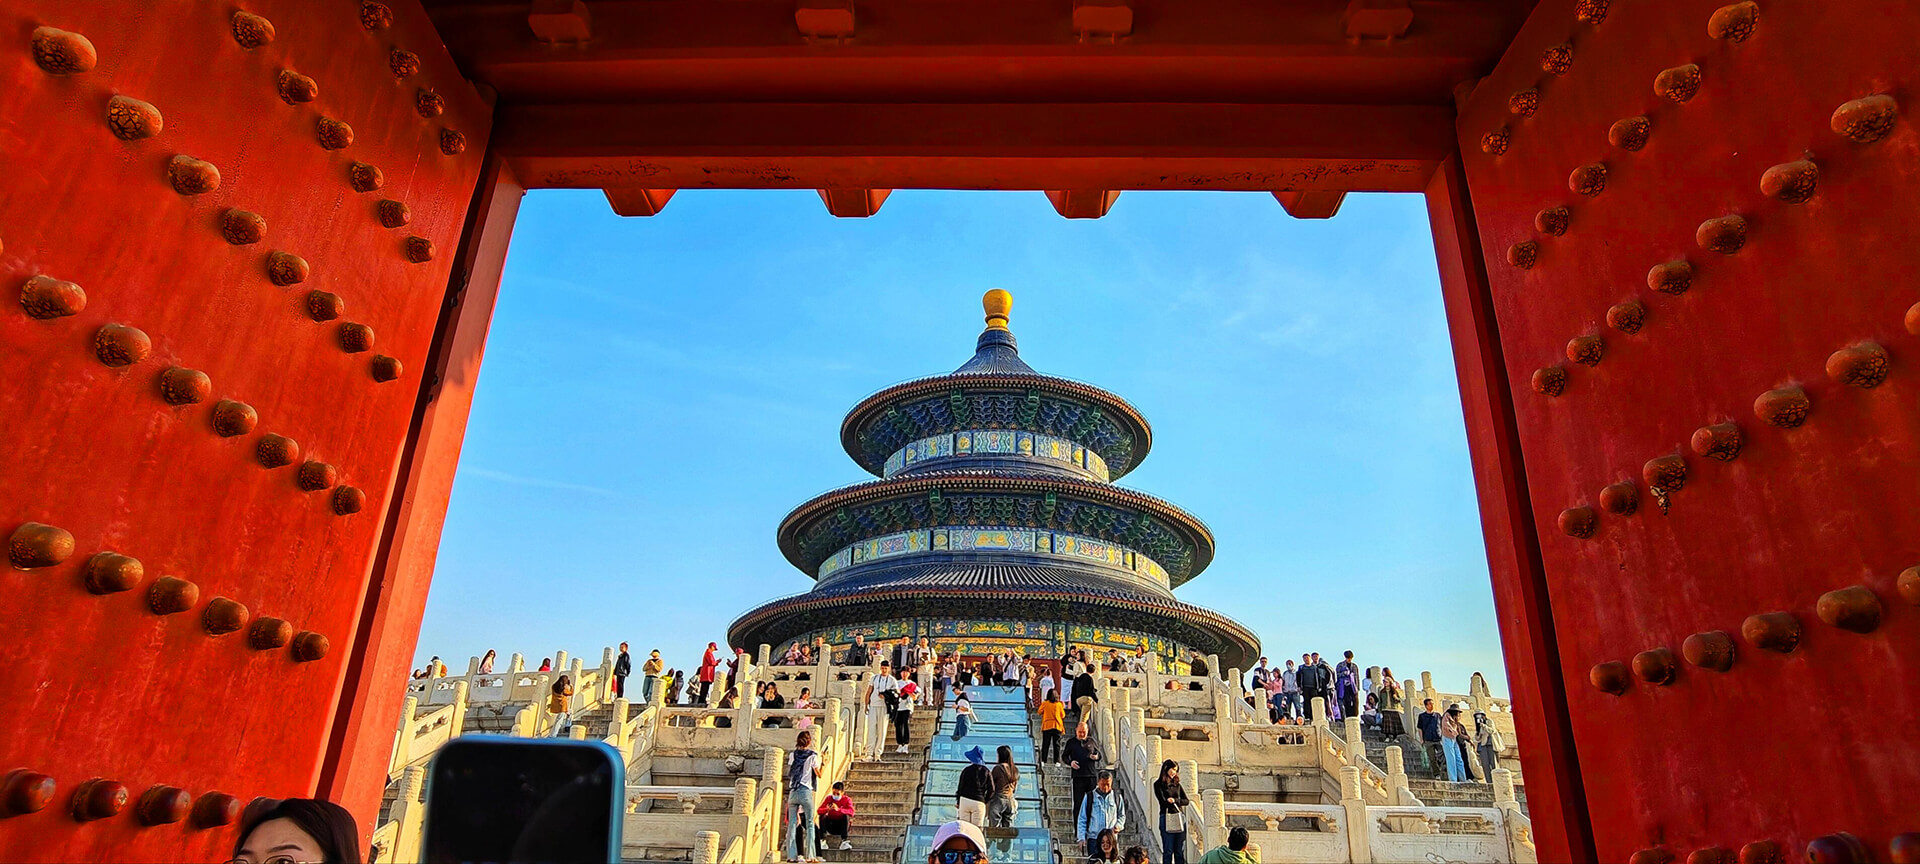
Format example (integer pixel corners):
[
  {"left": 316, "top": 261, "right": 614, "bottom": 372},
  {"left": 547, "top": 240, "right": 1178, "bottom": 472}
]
[
  {"left": 642, "top": 650, "right": 665, "bottom": 703},
  {"left": 548, "top": 674, "right": 574, "bottom": 737},
  {"left": 1038, "top": 690, "right": 1067, "bottom": 764}
]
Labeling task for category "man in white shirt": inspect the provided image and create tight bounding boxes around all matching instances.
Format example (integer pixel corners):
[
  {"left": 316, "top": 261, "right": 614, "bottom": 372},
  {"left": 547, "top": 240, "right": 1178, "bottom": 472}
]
[{"left": 863, "top": 661, "right": 898, "bottom": 760}]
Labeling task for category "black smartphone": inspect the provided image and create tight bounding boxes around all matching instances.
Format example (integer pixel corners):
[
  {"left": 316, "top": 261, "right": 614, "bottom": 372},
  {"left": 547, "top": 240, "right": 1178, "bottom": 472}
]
[{"left": 422, "top": 737, "right": 624, "bottom": 864}]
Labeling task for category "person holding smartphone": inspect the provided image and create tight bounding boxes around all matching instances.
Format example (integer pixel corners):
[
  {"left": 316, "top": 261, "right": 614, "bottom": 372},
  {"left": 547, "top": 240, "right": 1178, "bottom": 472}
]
[{"left": 785, "top": 729, "right": 823, "bottom": 862}]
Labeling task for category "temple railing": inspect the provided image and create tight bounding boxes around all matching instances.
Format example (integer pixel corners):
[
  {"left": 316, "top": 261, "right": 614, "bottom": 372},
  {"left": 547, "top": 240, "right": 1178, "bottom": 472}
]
[{"left": 1112, "top": 697, "right": 1534, "bottom": 864}]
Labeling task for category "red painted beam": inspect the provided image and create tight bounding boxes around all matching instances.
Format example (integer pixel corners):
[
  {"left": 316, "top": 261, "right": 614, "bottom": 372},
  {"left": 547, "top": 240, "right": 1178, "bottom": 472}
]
[
  {"left": 319, "top": 153, "right": 526, "bottom": 832},
  {"left": 1272, "top": 189, "right": 1348, "bottom": 218},
  {"left": 426, "top": 0, "right": 1532, "bottom": 105},
  {"left": 528, "top": 0, "right": 592, "bottom": 43},
  {"left": 494, "top": 102, "right": 1455, "bottom": 191},
  {"left": 604, "top": 187, "right": 677, "bottom": 216},
  {"left": 1424, "top": 153, "right": 1594, "bottom": 864},
  {"left": 817, "top": 188, "right": 891, "bottom": 217},
  {"left": 1047, "top": 190, "right": 1121, "bottom": 219}
]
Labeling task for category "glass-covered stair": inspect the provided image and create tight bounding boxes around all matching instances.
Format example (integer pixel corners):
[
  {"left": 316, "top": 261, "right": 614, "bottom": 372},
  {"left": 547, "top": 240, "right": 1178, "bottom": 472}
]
[{"left": 902, "top": 686, "right": 1054, "bottom": 864}]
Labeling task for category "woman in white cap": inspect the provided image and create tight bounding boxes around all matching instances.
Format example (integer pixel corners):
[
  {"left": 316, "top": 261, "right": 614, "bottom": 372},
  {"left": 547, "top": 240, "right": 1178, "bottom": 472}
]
[{"left": 926, "top": 820, "right": 991, "bottom": 864}]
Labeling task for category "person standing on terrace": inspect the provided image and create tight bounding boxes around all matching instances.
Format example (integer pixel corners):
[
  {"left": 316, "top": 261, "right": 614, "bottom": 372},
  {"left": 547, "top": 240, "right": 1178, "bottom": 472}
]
[
  {"left": 613, "top": 642, "right": 631, "bottom": 698},
  {"left": 697, "top": 642, "right": 719, "bottom": 705}
]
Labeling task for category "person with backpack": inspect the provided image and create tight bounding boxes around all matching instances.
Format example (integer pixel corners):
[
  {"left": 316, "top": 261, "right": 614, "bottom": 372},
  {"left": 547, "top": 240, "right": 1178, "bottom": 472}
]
[
  {"left": 955, "top": 746, "right": 993, "bottom": 826},
  {"left": 816, "top": 781, "right": 856, "bottom": 851},
  {"left": 1074, "top": 771, "right": 1125, "bottom": 859},
  {"left": 785, "top": 729, "right": 822, "bottom": 862}
]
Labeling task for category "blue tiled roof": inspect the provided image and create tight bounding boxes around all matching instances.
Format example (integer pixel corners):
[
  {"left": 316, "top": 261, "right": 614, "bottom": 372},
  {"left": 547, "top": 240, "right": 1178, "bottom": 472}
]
[{"left": 951, "top": 328, "right": 1036, "bottom": 375}]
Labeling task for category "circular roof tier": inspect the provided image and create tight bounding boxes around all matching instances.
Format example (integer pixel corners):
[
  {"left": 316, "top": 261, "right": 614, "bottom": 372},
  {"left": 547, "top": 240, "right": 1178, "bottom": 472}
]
[
  {"left": 777, "top": 469, "right": 1215, "bottom": 587},
  {"left": 728, "top": 561, "right": 1260, "bottom": 670},
  {"left": 840, "top": 297, "right": 1153, "bottom": 479}
]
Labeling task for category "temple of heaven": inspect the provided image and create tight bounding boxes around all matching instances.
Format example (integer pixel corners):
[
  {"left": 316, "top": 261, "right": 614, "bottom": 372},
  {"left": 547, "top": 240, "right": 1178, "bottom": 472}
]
[{"left": 728, "top": 291, "right": 1259, "bottom": 670}]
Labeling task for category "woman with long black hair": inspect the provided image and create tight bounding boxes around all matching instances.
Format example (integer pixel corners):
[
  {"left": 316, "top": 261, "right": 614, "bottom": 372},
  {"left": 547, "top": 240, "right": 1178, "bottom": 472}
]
[{"left": 1152, "top": 759, "right": 1190, "bottom": 864}]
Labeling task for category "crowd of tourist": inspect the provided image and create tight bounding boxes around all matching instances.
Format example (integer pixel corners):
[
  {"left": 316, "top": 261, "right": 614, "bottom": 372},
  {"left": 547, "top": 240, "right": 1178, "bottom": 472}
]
[{"left": 420, "top": 635, "right": 1503, "bottom": 864}]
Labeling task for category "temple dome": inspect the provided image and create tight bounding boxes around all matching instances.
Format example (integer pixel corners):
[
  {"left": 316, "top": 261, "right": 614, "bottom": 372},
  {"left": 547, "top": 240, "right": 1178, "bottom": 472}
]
[{"left": 839, "top": 291, "right": 1153, "bottom": 479}]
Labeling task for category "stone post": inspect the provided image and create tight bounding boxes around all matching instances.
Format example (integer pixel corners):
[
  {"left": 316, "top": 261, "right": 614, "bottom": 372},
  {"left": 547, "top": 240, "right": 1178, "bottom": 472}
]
[
  {"left": 1344, "top": 716, "right": 1364, "bottom": 769},
  {"left": 1384, "top": 746, "right": 1426, "bottom": 833},
  {"left": 736, "top": 685, "right": 756, "bottom": 748},
  {"left": 1144, "top": 736, "right": 1163, "bottom": 782},
  {"left": 1384, "top": 747, "right": 1417, "bottom": 805},
  {"left": 759, "top": 643, "right": 773, "bottom": 674},
  {"left": 569, "top": 725, "right": 587, "bottom": 741},
  {"left": 510, "top": 652, "right": 525, "bottom": 674},
  {"left": 1470, "top": 673, "right": 1492, "bottom": 714},
  {"left": 555, "top": 650, "right": 570, "bottom": 674},
  {"left": 513, "top": 705, "right": 536, "bottom": 737},
  {"left": 611, "top": 697, "right": 631, "bottom": 753},
  {"left": 1129, "top": 707, "right": 1146, "bottom": 744},
  {"left": 467, "top": 655, "right": 482, "bottom": 676},
  {"left": 761, "top": 746, "right": 785, "bottom": 860},
  {"left": 1200, "top": 788, "right": 1226, "bottom": 851},
  {"left": 1114, "top": 687, "right": 1132, "bottom": 715},
  {"left": 569, "top": 657, "right": 587, "bottom": 707},
  {"left": 1096, "top": 701, "right": 1117, "bottom": 764},
  {"left": 601, "top": 647, "right": 617, "bottom": 701},
  {"left": 390, "top": 695, "right": 419, "bottom": 776},
  {"left": 1492, "top": 768, "right": 1526, "bottom": 861},
  {"left": 1339, "top": 766, "right": 1371, "bottom": 864},
  {"left": 1227, "top": 667, "right": 1243, "bottom": 708},
  {"left": 695, "top": 831, "right": 721, "bottom": 864},
  {"left": 449, "top": 681, "right": 470, "bottom": 738},
  {"left": 1205, "top": 655, "right": 1220, "bottom": 689},
  {"left": 1144, "top": 663, "right": 1158, "bottom": 705},
  {"left": 1368, "top": 667, "right": 1382, "bottom": 694},
  {"left": 1400, "top": 680, "right": 1420, "bottom": 746},
  {"left": 814, "top": 641, "right": 832, "bottom": 688},
  {"left": 730, "top": 776, "right": 757, "bottom": 854},
  {"left": 1419, "top": 671, "right": 1436, "bottom": 712},
  {"left": 824, "top": 696, "right": 844, "bottom": 751},
  {"left": 1212, "top": 684, "right": 1237, "bottom": 765},
  {"left": 390, "top": 765, "right": 428, "bottom": 864},
  {"left": 1310, "top": 697, "right": 1329, "bottom": 731}
]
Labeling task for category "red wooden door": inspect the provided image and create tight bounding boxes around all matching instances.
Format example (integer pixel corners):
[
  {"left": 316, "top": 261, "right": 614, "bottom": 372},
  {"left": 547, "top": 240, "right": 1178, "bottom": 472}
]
[
  {"left": 1453, "top": 1, "right": 1919, "bottom": 860},
  {"left": 0, "top": 2, "right": 492, "bottom": 860}
]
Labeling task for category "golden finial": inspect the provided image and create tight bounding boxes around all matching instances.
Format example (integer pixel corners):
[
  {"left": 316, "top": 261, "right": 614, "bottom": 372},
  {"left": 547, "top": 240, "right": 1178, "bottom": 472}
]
[{"left": 983, "top": 289, "right": 1012, "bottom": 331}]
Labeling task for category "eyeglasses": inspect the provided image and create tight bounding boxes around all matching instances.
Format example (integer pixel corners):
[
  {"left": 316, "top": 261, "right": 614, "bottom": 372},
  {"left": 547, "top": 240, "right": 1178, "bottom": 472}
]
[
  {"left": 227, "top": 858, "right": 308, "bottom": 864},
  {"left": 938, "top": 850, "right": 985, "bottom": 864}
]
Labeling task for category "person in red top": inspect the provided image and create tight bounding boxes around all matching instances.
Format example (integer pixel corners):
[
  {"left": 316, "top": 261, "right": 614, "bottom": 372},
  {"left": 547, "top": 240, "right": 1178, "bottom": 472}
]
[
  {"left": 815, "top": 781, "right": 856, "bottom": 851},
  {"left": 697, "top": 642, "right": 719, "bottom": 705}
]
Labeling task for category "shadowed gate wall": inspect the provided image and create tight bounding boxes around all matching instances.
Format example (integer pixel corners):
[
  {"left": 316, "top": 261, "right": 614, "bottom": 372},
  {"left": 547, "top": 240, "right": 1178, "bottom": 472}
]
[
  {"left": 1451, "top": 1, "right": 1918, "bottom": 860},
  {"left": 0, "top": 3, "right": 491, "bottom": 861}
]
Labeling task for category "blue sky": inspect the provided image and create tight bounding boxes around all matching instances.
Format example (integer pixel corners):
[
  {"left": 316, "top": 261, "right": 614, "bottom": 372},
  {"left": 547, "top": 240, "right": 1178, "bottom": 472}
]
[{"left": 414, "top": 188, "right": 1510, "bottom": 695}]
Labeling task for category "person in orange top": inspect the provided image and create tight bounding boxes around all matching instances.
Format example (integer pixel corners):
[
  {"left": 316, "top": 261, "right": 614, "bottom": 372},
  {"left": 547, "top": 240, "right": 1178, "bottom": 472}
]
[{"left": 1038, "top": 689, "right": 1067, "bottom": 764}]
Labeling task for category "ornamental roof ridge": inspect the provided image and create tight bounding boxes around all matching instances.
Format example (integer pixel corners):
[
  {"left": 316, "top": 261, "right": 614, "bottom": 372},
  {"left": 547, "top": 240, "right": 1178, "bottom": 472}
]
[{"left": 773, "top": 468, "right": 1216, "bottom": 583}]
